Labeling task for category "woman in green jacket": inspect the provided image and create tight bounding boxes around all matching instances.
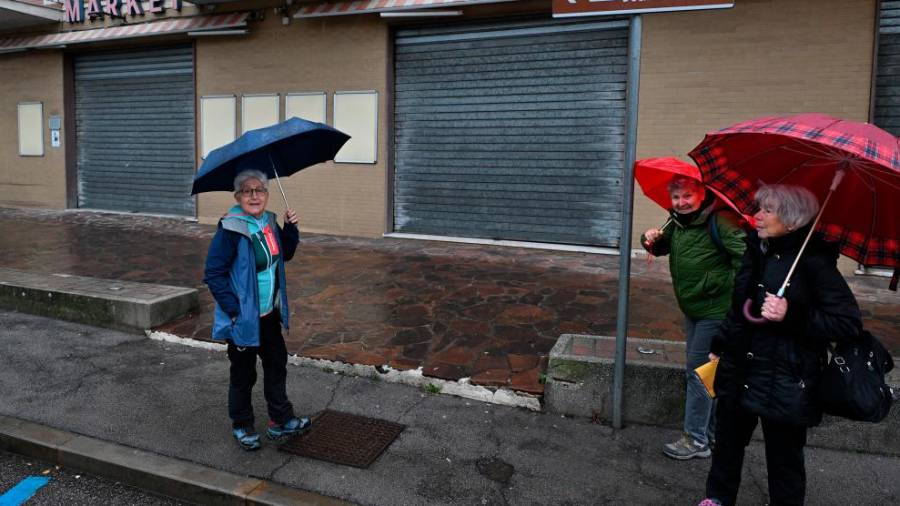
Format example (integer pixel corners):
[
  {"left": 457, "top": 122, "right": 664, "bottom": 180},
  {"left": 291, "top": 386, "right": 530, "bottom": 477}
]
[{"left": 641, "top": 175, "right": 746, "bottom": 460}]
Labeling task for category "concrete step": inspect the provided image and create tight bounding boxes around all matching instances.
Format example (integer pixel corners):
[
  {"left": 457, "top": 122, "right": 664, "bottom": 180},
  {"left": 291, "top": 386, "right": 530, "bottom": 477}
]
[
  {"left": 0, "top": 268, "right": 198, "bottom": 332},
  {"left": 544, "top": 333, "right": 900, "bottom": 456}
]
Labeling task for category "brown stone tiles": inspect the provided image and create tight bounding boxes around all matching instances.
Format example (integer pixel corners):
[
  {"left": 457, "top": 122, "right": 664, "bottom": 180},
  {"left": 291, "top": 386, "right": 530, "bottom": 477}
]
[{"left": 1, "top": 207, "right": 898, "bottom": 397}]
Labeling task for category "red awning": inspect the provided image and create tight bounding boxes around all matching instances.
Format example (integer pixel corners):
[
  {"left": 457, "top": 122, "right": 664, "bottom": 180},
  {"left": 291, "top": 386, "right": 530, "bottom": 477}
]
[
  {"left": 0, "top": 12, "right": 248, "bottom": 52},
  {"left": 294, "top": 0, "right": 515, "bottom": 19}
]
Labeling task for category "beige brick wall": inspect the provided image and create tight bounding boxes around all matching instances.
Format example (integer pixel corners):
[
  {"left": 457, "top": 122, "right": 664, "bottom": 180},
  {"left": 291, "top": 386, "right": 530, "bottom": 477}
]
[
  {"left": 196, "top": 13, "right": 389, "bottom": 237},
  {"left": 0, "top": 0, "right": 880, "bottom": 255},
  {"left": 635, "top": 0, "right": 876, "bottom": 273},
  {"left": 0, "top": 52, "right": 66, "bottom": 209}
]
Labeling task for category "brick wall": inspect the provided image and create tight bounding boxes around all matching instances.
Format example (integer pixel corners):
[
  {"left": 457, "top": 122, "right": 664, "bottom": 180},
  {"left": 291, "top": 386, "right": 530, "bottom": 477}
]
[
  {"left": 0, "top": 0, "right": 880, "bottom": 253},
  {"left": 634, "top": 0, "right": 876, "bottom": 273},
  {"left": 0, "top": 52, "right": 66, "bottom": 209},
  {"left": 195, "top": 13, "right": 389, "bottom": 237}
]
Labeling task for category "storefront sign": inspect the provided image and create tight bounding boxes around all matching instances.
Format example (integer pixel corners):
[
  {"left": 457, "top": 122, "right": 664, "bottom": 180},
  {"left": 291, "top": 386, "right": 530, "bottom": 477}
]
[
  {"left": 65, "top": 0, "right": 182, "bottom": 23},
  {"left": 553, "top": 0, "right": 734, "bottom": 18}
]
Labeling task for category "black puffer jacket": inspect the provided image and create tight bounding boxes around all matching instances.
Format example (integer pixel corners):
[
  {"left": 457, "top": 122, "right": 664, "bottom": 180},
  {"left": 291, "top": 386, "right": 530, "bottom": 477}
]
[{"left": 711, "top": 226, "right": 862, "bottom": 427}]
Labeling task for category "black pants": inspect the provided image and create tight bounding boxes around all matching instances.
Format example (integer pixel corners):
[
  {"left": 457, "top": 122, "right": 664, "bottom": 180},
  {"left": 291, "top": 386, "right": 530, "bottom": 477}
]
[
  {"left": 227, "top": 312, "right": 294, "bottom": 430},
  {"left": 706, "top": 402, "right": 808, "bottom": 506}
]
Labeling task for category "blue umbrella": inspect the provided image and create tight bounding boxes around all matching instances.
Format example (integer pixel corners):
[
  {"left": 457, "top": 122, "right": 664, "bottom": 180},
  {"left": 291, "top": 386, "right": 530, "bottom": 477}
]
[{"left": 191, "top": 117, "right": 350, "bottom": 208}]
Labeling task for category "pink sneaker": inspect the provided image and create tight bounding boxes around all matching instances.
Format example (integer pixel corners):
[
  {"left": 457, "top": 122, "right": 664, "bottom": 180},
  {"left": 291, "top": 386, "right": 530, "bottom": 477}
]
[{"left": 698, "top": 499, "right": 723, "bottom": 506}]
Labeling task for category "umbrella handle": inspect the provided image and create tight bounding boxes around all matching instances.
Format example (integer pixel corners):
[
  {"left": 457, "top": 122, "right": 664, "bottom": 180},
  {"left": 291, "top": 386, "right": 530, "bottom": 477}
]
[{"left": 742, "top": 298, "right": 769, "bottom": 325}]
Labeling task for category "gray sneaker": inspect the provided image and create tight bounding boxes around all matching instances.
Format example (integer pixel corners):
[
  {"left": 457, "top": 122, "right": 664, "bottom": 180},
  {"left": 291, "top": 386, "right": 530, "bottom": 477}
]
[{"left": 663, "top": 434, "right": 711, "bottom": 460}]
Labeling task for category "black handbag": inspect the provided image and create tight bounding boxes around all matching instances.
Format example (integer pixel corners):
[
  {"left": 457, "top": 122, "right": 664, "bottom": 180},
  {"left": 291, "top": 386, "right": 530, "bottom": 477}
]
[{"left": 818, "top": 330, "right": 895, "bottom": 423}]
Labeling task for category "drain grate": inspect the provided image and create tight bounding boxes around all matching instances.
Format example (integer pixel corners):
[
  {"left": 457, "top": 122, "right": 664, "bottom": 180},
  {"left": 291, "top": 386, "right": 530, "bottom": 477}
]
[{"left": 278, "top": 410, "right": 405, "bottom": 468}]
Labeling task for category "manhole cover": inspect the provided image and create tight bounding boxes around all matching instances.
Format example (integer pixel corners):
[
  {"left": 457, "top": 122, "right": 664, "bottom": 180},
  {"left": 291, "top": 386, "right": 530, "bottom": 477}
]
[
  {"left": 278, "top": 410, "right": 405, "bottom": 468},
  {"left": 475, "top": 457, "right": 515, "bottom": 484}
]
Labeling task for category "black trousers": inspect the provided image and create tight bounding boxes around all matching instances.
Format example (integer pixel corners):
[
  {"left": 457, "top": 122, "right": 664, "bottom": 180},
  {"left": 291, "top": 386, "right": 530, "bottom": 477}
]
[
  {"left": 706, "top": 401, "right": 808, "bottom": 506},
  {"left": 227, "top": 312, "right": 295, "bottom": 430}
]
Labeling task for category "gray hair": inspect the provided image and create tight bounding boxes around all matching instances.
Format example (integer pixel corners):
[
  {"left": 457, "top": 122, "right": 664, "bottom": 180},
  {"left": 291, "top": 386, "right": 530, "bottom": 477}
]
[
  {"left": 667, "top": 175, "right": 704, "bottom": 194},
  {"left": 754, "top": 184, "right": 820, "bottom": 230},
  {"left": 233, "top": 170, "right": 268, "bottom": 193}
]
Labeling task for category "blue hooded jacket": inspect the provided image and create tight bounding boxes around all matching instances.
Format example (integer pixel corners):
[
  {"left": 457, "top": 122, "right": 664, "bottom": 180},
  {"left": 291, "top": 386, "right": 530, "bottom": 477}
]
[{"left": 203, "top": 209, "right": 299, "bottom": 347}]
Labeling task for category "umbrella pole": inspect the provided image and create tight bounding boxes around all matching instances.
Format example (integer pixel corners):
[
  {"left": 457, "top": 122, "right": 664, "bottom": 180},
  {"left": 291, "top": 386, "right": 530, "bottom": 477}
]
[
  {"left": 775, "top": 169, "right": 845, "bottom": 297},
  {"left": 659, "top": 216, "right": 674, "bottom": 232},
  {"left": 272, "top": 168, "right": 291, "bottom": 210},
  {"left": 268, "top": 153, "right": 292, "bottom": 211}
]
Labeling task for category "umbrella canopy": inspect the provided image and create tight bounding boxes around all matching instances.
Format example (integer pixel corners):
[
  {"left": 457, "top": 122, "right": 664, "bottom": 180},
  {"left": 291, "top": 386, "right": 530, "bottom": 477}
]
[
  {"left": 689, "top": 113, "right": 900, "bottom": 269},
  {"left": 192, "top": 117, "right": 350, "bottom": 195},
  {"left": 634, "top": 156, "right": 752, "bottom": 223},
  {"left": 634, "top": 156, "right": 698, "bottom": 209}
]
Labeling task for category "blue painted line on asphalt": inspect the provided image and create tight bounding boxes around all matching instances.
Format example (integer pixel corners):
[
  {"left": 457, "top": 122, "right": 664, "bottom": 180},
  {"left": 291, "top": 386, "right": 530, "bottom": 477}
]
[{"left": 0, "top": 477, "right": 52, "bottom": 506}]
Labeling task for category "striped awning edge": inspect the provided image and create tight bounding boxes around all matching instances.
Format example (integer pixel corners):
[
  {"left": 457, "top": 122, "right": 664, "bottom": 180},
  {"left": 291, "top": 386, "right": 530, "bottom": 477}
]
[
  {"left": 0, "top": 12, "right": 248, "bottom": 52},
  {"left": 294, "top": 0, "right": 516, "bottom": 19}
]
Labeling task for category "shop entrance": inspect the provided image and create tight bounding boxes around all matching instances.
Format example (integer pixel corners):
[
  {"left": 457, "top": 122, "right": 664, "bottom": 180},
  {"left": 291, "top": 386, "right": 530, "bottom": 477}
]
[
  {"left": 393, "top": 19, "right": 630, "bottom": 247},
  {"left": 74, "top": 45, "right": 195, "bottom": 216},
  {"left": 875, "top": 2, "right": 900, "bottom": 137}
]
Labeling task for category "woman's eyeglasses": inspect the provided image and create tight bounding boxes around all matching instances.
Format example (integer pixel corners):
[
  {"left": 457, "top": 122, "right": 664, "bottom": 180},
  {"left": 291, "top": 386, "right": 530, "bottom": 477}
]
[{"left": 237, "top": 188, "right": 268, "bottom": 198}]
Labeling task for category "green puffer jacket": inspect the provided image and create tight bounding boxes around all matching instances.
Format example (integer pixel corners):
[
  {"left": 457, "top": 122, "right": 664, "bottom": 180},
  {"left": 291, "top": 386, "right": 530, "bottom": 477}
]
[{"left": 641, "top": 203, "right": 746, "bottom": 320}]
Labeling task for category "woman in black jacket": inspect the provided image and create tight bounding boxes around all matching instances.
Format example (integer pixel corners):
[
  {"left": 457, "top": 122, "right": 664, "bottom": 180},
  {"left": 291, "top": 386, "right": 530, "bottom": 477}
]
[{"left": 699, "top": 184, "right": 862, "bottom": 506}]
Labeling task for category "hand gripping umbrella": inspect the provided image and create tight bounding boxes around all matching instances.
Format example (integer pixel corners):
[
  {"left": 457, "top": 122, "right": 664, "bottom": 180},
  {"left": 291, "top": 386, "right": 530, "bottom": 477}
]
[
  {"left": 191, "top": 117, "right": 351, "bottom": 209},
  {"left": 689, "top": 113, "right": 900, "bottom": 321}
]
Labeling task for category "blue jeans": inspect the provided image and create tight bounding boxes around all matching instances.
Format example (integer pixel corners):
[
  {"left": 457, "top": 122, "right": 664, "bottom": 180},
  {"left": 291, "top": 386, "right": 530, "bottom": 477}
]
[{"left": 684, "top": 317, "right": 719, "bottom": 446}]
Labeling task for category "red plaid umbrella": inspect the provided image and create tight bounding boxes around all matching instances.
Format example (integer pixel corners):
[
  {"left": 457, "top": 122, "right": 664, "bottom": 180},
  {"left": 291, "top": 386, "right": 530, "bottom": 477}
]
[{"left": 689, "top": 114, "right": 900, "bottom": 281}]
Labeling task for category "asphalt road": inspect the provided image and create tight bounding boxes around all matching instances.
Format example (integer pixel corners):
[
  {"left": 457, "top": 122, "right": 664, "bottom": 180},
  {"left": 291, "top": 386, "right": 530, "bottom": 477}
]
[
  {"left": 0, "top": 450, "right": 187, "bottom": 506},
  {"left": 1, "top": 310, "right": 898, "bottom": 505}
]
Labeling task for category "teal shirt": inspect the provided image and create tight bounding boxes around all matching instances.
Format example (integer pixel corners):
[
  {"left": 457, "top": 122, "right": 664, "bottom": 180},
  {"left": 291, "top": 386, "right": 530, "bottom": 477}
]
[{"left": 229, "top": 205, "right": 280, "bottom": 316}]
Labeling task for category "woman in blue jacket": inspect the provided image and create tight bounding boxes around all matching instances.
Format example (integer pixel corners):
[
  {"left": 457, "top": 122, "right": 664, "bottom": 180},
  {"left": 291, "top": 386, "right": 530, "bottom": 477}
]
[{"left": 203, "top": 169, "right": 309, "bottom": 451}]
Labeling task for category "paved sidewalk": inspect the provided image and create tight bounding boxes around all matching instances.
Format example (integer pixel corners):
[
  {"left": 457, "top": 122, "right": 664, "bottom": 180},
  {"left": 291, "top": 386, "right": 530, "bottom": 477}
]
[
  {"left": 1, "top": 310, "right": 898, "bottom": 505},
  {"left": 0, "top": 207, "right": 897, "bottom": 397}
]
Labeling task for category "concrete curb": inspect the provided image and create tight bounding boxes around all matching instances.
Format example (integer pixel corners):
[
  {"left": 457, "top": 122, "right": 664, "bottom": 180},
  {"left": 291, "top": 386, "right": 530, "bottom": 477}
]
[
  {"left": 147, "top": 330, "right": 543, "bottom": 411},
  {"left": 544, "top": 334, "right": 900, "bottom": 456},
  {"left": 0, "top": 415, "right": 351, "bottom": 506},
  {"left": 0, "top": 268, "right": 198, "bottom": 332}
]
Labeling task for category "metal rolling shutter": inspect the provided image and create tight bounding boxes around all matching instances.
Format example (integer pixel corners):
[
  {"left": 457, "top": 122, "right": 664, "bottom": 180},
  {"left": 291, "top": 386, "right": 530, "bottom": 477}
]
[
  {"left": 875, "top": 1, "right": 900, "bottom": 136},
  {"left": 393, "top": 19, "right": 630, "bottom": 246},
  {"left": 75, "top": 45, "right": 195, "bottom": 216}
]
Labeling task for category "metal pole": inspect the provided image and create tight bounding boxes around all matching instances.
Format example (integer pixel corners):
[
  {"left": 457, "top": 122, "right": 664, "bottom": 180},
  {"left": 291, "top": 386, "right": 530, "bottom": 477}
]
[
  {"left": 612, "top": 14, "right": 642, "bottom": 430},
  {"left": 775, "top": 169, "right": 844, "bottom": 297},
  {"left": 268, "top": 152, "right": 292, "bottom": 211},
  {"left": 272, "top": 166, "right": 291, "bottom": 211}
]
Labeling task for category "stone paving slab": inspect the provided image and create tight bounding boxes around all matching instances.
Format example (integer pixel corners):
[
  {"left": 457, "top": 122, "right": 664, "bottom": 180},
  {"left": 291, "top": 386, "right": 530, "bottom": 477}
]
[
  {"left": 0, "top": 267, "right": 198, "bottom": 331},
  {"left": 0, "top": 207, "right": 897, "bottom": 396}
]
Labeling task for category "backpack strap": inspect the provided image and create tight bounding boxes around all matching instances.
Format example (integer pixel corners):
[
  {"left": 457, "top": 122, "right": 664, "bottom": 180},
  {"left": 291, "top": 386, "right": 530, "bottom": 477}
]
[{"left": 707, "top": 210, "right": 730, "bottom": 262}]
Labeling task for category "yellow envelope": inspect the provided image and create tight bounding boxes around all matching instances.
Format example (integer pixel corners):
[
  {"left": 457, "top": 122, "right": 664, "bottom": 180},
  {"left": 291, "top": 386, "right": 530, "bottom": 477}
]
[{"left": 694, "top": 359, "right": 719, "bottom": 399}]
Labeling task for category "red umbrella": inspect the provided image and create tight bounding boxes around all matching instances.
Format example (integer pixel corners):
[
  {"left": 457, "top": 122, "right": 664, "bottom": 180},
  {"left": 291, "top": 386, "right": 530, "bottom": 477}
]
[
  {"left": 635, "top": 157, "right": 699, "bottom": 209},
  {"left": 689, "top": 113, "right": 900, "bottom": 301},
  {"left": 635, "top": 156, "right": 753, "bottom": 225}
]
